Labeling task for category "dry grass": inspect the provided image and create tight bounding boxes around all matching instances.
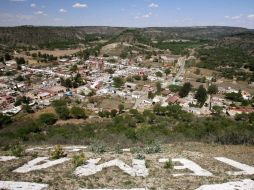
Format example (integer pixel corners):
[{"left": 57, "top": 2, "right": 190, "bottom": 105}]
[{"left": 0, "top": 142, "right": 253, "bottom": 190}]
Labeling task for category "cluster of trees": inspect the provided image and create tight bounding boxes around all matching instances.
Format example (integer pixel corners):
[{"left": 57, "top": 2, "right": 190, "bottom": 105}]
[
  {"left": 126, "top": 74, "right": 148, "bottom": 82},
  {"left": 60, "top": 74, "right": 84, "bottom": 88},
  {"left": 113, "top": 77, "right": 125, "bottom": 88},
  {"left": 31, "top": 52, "right": 57, "bottom": 62},
  {"left": 197, "top": 47, "right": 254, "bottom": 81},
  {"left": 1, "top": 102, "right": 254, "bottom": 146},
  {"left": 52, "top": 99, "right": 87, "bottom": 120},
  {"left": 154, "top": 40, "right": 203, "bottom": 55}
]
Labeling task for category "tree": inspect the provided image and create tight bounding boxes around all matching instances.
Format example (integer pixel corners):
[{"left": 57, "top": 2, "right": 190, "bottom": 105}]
[
  {"left": 39, "top": 113, "right": 58, "bottom": 125},
  {"left": 65, "top": 78, "right": 73, "bottom": 88},
  {"left": 16, "top": 57, "right": 26, "bottom": 65},
  {"left": 195, "top": 85, "right": 207, "bottom": 107},
  {"left": 133, "top": 75, "right": 141, "bottom": 81},
  {"left": 118, "top": 104, "right": 124, "bottom": 114},
  {"left": 164, "top": 68, "right": 171, "bottom": 76},
  {"left": 208, "top": 84, "right": 218, "bottom": 110},
  {"left": 156, "top": 82, "right": 162, "bottom": 94},
  {"left": 52, "top": 99, "right": 70, "bottom": 120},
  {"left": 179, "top": 82, "right": 192, "bottom": 98},
  {"left": 113, "top": 77, "right": 125, "bottom": 88},
  {"left": 0, "top": 113, "right": 12, "bottom": 128},
  {"left": 55, "top": 106, "right": 70, "bottom": 120},
  {"left": 155, "top": 71, "right": 163, "bottom": 77},
  {"left": 110, "top": 109, "right": 118, "bottom": 117},
  {"left": 148, "top": 91, "right": 154, "bottom": 99},
  {"left": 4, "top": 53, "right": 11, "bottom": 61},
  {"left": 71, "top": 106, "right": 86, "bottom": 119},
  {"left": 142, "top": 75, "right": 148, "bottom": 81},
  {"left": 208, "top": 84, "right": 218, "bottom": 95},
  {"left": 70, "top": 64, "right": 78, "bottom": 73},
  {"left": 22, "top": 104, "right": 34, "bottom": 113}
]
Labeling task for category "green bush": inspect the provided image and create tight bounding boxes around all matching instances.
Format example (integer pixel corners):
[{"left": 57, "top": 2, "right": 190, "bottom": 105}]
[
  {"left": 71, "top": 106, "right": 87, "bottom": 119},
  {"left": 144, "top": 142, "right": 161, "bottom": 154},
  {"left": 136, "top": 154, "right": 145, "bottom": 160},
  {"left": 50, "top": 145, "right": 66, "bottom": 160},
  {"left": 0, "top": 113, "right": 12, "bottom": 128},
  {"left": 164, "top": 159, "right": 173, "bottom": 169},
  {"left": 11, "top": 144, "right": 25, "bottom": 157},
  {"left": 89, "top": 140, "right": 107, "bottom": 154},
  {"left": 72, "top": 152, "right": 86, "bottom": 167},
  {"left": 114, "top": 143, "right": 123, "bottom": 154},
  {"left": 39, "top": 113, "right": 58, "bottom": 125}
]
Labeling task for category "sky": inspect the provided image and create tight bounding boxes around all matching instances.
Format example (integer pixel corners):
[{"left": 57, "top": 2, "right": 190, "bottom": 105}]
[{"left": 0, "top": 0, "right": 254, "bottom": 28}]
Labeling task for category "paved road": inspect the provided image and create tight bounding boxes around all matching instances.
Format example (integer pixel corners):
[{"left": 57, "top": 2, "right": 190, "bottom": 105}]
[{"left": 172, "top": 57, "right": 186, "bottom": 84}]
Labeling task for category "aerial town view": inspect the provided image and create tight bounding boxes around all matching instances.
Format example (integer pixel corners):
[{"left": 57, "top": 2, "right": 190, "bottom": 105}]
[{"left": 0, "top": 0, "right": 254, "bottom": 189}]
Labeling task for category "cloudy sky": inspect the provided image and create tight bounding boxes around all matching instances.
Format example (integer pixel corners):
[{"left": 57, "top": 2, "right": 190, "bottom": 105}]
[{"left": 0, "top": 0, "right": 254, "bottom": 28}]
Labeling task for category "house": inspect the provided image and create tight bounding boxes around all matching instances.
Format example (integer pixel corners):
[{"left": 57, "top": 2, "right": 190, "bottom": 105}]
[
  {"left": 227, "top": 107, "right": 254, "bottom": 117},
  {"left": 166, "top": 96, "right": 180, "bottom": 104},
  {"left": 125, "top": 82, "right": 137, "bottom": 91}
]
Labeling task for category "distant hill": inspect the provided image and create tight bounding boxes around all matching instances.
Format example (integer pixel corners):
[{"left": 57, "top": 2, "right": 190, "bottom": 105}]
[{"left": 0, "top": 26, "right": 250, "bottom": 48}]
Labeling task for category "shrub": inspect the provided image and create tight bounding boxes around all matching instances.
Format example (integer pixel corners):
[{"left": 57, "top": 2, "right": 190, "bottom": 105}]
[
  {"left": 89, "top": 140, "right": 107, "bottom": 154},
  {"left": 130, "top": 147, "right": 143, "bottom": 154},
  {"left": 136, "top": 154, "right": 145, "bottom": 160},
  {"left": 11, "top": 144, "right": 25, "bottom": 157},
  {"left": 114, "top": 143, "right": 123, "bottom": 154},
  {"left": 144, "top": 142, "right": 161, "bottom": 154},
  {"left": 0, "top": 113, "right": 12, "bottom": 128},
  {"left": 164, "top": 159, "right": 173, "bottom": 169},
  {"left": 50, "top": 145, "right": 66, "bottom": 160},
  {"left": 71, "top": 106, "right": 86, "bottom": 119},
  {"left": 72, "top": 152, "right": 86, "bottom": 167},
  {"left": 39, "top": 113, "right": 58, "bottom": 125}
]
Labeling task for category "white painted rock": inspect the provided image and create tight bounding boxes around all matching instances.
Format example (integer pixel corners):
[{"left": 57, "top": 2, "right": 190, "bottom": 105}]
[
  {"left": 195, "top": 179, "right": 254, "bottom": 190},
  {"left": 0, "top": 156, "right": 18, "bottom": 162},
  {"left": 79, "top": 189, "right": 147, "bottom": 190},
  {"left": 13, "top": 157, "right": 70, "bottom": 173},
  {"left": 74, "top": 158, "right": 148, "bottom": 177},
  {"left": 159, "top": 158, "right": 213, "bottom": 177},
  {"left": 0, "top": 181, "right": 48, "bottom": 190},
  {"left": 215, "top": 157, "right": 254, "bottom": 175},
  {"left": 26, "top": 146, "right": 87, "bottom": 153}
]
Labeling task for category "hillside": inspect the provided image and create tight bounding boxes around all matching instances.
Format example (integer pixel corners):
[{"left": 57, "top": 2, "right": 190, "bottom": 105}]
[
  {"left": 0, "top": 143, "right": 253, "bottom": 190},
  {"left": 0, "top": 26, "right": 250, "bottom": 48}
]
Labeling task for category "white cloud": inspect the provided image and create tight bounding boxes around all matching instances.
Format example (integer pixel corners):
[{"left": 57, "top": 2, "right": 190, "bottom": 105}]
[
  {"left": 149, "top": 3, "right": 159, "bottom": 8},
  {"left": 247, "top": 14, "right": 254, "bottom": 20},
  {"left": 224, "top": 15, "right": 242, "bottom": 20},
  {"left": 59, "top": 8, "right": 67, "bottom": 13},
  {"left": 30, "top": 3, "right": 36, "bottom": 8},
  {"left": 135, "top": 12, "right": 152, "bottom": 19},
  {"left": 34, "top": 11, "right": 47, "bottom": 16},
  {"left": 72, "top": 3, "right": 88, "bottom": 8}
]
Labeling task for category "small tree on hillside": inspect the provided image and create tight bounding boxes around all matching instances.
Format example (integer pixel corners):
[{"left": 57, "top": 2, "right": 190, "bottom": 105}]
[
  {"left": 208, "top": 84, "right": 218, "bottom": 110},
  {"left": 164, "top": 68, "right": 171, "bottom": 76},
  {"left": 195, "top": 85, "right": 207, "bottom": 107},
  {"left": 179, "top": 82, "right": 192, "bottom": 98}
]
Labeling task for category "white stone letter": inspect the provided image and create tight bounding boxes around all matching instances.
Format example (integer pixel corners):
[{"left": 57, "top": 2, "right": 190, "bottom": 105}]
[
  {"left": 13, "top": 157, "right": 70, "bottom": 173},
  {"left": 0, "top": 181, "right": 48, "bottom": 190},
  {"left": 0, "top": 156, "right": 18, "bottom": 162},
  {"left": 159, "top": 158, "right": 212, "bottom": 177},
  {"left": 74, "top": 158, "right": 148, "bottom": 177},
  {"left": 195, "top": 179, "right": 254, "bottom": 190},
  {"left": 215, "top": 157, "right": 254, "bottom": 175}
]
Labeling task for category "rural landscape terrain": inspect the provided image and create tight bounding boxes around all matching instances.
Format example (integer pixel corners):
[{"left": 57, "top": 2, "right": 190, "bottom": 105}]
[{"left": 0, "top": 25, "right": 254, "bottom": 190}]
